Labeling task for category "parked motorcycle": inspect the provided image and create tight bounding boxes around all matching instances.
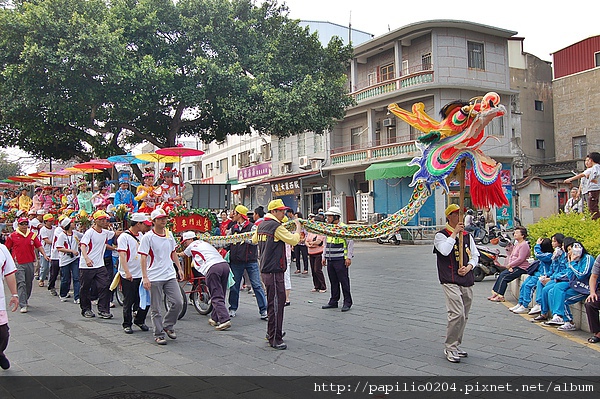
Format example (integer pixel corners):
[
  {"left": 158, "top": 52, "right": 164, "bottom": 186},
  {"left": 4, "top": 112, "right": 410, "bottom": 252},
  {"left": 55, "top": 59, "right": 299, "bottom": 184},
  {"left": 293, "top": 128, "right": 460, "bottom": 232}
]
[
  {"left": 376, "top": 231, "right": 402, "bottom": 245},
  {"left": 473, "top": 245, "right": 507, "bottom": 282},
  {"left": 466, "top": 214, "right": 490, "bottom": 245}
]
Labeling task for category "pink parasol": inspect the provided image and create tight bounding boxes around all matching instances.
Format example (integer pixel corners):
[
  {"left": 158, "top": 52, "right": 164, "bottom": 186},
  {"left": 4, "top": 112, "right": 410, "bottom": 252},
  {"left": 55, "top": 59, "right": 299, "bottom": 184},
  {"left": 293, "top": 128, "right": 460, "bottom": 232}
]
[{"left": 156, "top": 146, "right": 205, "bottom": 157}]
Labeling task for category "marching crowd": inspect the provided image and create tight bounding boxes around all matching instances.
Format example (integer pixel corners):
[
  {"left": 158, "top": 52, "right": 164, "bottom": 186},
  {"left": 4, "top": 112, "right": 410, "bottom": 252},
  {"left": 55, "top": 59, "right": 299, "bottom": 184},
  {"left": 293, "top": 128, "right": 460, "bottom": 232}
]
[{"left": 0, "top": 167, "right": 357, "bottom": 369}]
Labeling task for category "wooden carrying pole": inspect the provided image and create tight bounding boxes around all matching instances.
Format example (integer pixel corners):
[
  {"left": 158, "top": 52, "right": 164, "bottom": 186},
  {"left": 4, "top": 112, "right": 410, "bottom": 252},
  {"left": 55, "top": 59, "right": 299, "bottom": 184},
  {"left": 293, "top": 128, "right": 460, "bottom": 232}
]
[{"left": 457, "top": 159, "right": 466, "bottom": 267}]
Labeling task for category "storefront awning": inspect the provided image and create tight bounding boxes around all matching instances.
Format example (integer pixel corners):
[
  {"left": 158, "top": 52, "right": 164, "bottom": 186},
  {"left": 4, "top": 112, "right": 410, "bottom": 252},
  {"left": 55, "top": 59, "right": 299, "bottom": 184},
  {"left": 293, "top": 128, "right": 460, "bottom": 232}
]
[{"left": 365, "top": 160, "right": 419, "bottom": 180}]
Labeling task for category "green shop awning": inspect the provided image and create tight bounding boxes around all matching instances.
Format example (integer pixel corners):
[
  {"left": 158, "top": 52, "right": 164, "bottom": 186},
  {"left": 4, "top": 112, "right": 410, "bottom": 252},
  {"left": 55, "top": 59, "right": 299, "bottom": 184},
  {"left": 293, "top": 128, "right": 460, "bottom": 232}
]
[{"left": 365, "top": 160, "right": 419, "bottom": 180}]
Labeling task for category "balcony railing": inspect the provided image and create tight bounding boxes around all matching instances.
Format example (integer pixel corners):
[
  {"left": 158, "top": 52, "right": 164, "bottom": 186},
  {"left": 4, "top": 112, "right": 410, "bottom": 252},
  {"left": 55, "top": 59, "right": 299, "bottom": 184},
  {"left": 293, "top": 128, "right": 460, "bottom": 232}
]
[
  {"left": 330, "top": 139, "right": 420, "bottom": 166},
  {"left": 351, "top": 65, "right": 434, "bottom": 103}
]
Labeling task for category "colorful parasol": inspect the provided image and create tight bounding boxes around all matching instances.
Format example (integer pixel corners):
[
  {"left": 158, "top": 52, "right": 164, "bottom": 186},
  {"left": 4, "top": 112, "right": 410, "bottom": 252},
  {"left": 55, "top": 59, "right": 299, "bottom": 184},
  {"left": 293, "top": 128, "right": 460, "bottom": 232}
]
[
  {"left": 45, "top": 169, "right": 79, "bottom": 177},
  {"left": 107, "top": 153, "right": 150, "bottom": 165},
  {"left": 7, "top": 175, "right": 38, "bottom": 183},
  {"left": 73, "top": 159, "right": 113, "bottom": 170},
  {"left": 135, "top": 153, "right": 181, "bottom": 164},
  {"left": 156, "top": 146, "right": 205, "bottom": 157},
  {"left": 28, "top": 171, "right": 54, "bottom": 178}
]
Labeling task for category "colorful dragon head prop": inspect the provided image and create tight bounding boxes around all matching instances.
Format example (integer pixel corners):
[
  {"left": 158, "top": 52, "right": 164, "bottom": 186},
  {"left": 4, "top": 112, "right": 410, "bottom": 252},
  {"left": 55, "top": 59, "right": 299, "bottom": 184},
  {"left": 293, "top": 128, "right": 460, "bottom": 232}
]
[{"left": 388, "top": 92, "right": 508, "bottom": 209}]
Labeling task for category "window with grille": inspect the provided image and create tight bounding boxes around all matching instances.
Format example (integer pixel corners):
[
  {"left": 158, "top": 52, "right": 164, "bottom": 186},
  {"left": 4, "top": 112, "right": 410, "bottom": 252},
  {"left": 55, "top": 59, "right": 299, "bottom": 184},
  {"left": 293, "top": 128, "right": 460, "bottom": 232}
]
[
  {"left": 573, "top": 136, "right": 587, "bottom": 159},
  {"left": 380, "top": 63, "right": 394, "bottom": 81},
  {"left": 402, "top": 60, "right": 409, "bottom": 76},
  {"left": 530, "top": 194, "right": 540, "bottom": 208},
  {"left": 231, "top": 154, "right": 236, "bottom": 167},
  {"left": 297, "top": 133, "right": 306, "bottom": 156},
  {"left": 351, "top": 127, "right": 363, "bottom": 149},
  {"left": 261, "top": 143, "right": 271, "bottom": 161},
  {"left": 313, "top": 134, "right": 323, "bottom": 153},
  {"left": 278, "top": 138, "right": 286, "bottom": 161},
  {"left": 421, "top": 53, "right": 431, "bottom": 70},
  {"left": 467, "top": 41, "right": 485, "bottom": 70},
  {"left": 367, "top": 72, "right": 376, "bottom": 86},
  {"left": 485, "top": 116, "right": 504, "bottom": 137}
]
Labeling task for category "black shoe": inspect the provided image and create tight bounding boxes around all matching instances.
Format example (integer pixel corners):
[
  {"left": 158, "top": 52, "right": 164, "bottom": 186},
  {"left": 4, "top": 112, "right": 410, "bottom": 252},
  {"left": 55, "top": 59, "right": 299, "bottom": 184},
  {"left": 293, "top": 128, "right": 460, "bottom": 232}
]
[
  {"left": 284, "top": 302, "right": 290, "bottom": 306},
  {"left": 0, "top": 355, "right": 10, "bottom": 370},
  {"left": 98, "top": 311, "right": 113, "bottom": 319},
  {"left": 123, "top": 327, "right": 133, "bottom": 334},
  {"left": 341, "top": 306, "right": 351, "bottom": 312},
  {"left": 322, "top": 304, "right": 338, "bottom": 309},
  {"left": 135, "top": 323, "right": 150, "bottom": 331},
  {"left": 82, "top": 310, "right": 96, "bottom": 318},
  {"left": 271, "top": 342, "right": 287, "bottom": 350}
]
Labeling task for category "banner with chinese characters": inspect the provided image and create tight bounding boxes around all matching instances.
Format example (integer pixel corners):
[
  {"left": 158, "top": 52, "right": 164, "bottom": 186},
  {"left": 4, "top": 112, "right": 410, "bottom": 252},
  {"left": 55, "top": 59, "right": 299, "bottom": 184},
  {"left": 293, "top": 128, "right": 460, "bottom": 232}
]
[
  {"left": 171, "top": 214, "right": 212, "bottom": 233},
  {"left": 238, "top": 162, "right": 272, "bottom": 183},
  {"left": 272, "top": 180, "right": 301, "bottom": 197}
]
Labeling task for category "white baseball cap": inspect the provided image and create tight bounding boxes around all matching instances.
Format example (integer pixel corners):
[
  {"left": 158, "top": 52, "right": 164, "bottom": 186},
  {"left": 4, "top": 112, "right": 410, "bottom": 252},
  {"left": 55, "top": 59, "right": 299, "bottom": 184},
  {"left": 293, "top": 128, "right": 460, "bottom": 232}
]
[
  {"left": 182, "top": 231, "right": 196, "bottom": 241},
  {"left": 150, "top": 208, "right": 167, "bottom": 220}
]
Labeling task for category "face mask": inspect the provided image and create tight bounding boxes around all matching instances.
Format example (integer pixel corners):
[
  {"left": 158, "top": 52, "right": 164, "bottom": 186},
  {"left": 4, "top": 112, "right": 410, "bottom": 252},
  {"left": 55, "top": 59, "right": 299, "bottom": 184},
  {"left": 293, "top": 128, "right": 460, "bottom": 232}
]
[{"left": 570, "top": 243, "right": 582, "bottom": 258}]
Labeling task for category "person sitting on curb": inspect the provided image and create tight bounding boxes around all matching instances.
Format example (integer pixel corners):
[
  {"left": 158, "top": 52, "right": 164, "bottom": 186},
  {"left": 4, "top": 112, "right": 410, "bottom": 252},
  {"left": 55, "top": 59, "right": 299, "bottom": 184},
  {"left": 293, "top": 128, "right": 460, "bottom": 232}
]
[
  {"left": 543, "top": 239, "right": 593, "bottom": 331},
  {"left": 531, "top": 235, "right": 568, "bottom": 322},
  {"left": 584, "top": 255, "right": 600, "bottom": 343},
  {"left": 488, "top": 227, "right": 530, "bottom": 302},
  {"left": 509, "top": 237, "right": 553, "bottom": 314}
]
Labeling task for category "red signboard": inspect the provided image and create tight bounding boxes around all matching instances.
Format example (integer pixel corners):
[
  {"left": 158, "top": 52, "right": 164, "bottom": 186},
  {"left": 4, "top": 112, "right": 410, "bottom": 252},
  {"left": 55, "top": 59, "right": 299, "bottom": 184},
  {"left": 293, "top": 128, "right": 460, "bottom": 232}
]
[{"left": 171, "top": 215, "right": 212, "bottom": 233}]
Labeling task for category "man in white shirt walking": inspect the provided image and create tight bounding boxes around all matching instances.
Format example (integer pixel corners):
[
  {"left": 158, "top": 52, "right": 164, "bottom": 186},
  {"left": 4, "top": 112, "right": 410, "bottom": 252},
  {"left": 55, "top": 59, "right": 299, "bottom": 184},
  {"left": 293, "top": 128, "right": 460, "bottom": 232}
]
[
  {"left": 79, "top": 210, "right": 117, "bottom": 319},
  {"left": 118, "top": 213, "right": 152, "bottom": 334},
  {"left": 140, "top": 209, "right": 184, "bottom": 345}
]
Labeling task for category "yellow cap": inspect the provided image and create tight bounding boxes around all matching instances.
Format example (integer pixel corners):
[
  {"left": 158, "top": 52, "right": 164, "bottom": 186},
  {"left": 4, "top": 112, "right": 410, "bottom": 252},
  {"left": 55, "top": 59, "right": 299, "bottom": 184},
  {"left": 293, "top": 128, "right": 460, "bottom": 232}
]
[
  {"left": 268, "top": 199, "right": 290, "bottom": 211},
  {"left": 92, "top": 210, "right": 110, "bottom": 220},
  {"left": 235, "top": 204, "right": 248, "bottom": 217},
  {"left": 43, "top": 214, "right": 54, "bottom": 221},
  {"left": 444, "top": 203, "right": 460, "bottom": 217}
]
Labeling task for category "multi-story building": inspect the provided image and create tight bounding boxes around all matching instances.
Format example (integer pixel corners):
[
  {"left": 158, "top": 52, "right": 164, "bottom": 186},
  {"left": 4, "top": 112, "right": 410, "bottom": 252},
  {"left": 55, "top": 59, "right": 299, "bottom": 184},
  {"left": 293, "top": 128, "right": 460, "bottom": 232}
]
[
  {"left": 274, "top": 20, "right": 522, "bottom": 226},
  {"left": 516, "top": 35, "right": 600, "bottom": 224}
]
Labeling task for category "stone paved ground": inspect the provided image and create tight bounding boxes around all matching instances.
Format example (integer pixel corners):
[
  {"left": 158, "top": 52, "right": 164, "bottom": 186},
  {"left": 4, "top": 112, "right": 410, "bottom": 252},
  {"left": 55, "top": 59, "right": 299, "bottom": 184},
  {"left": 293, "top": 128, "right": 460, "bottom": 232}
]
[{"left": 2, "top": 241, "right": 599, "bottom": 380}]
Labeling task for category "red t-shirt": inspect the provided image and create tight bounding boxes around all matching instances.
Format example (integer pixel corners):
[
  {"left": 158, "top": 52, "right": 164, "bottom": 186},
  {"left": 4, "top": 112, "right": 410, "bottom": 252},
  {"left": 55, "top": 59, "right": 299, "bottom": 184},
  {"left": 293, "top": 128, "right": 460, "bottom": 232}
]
[{"left": 5, "top": 230, "right": 43, "bottom": 264}]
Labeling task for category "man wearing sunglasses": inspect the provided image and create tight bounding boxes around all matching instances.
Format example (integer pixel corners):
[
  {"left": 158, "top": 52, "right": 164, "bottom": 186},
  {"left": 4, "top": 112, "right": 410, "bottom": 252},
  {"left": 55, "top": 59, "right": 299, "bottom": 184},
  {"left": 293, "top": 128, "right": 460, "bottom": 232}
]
[{"left": 5, "top": 217, "right": 50, "bottom": 313}]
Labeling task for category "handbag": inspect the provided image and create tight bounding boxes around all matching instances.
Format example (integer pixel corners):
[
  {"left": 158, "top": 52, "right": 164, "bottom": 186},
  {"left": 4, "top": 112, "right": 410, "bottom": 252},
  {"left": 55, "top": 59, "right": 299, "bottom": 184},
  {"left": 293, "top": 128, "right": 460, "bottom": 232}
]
[
  {"left": 569, "top": 279, "right": 590, "bottom": 295},
  {"left": 526, "top": 260, "right": 540, "bottom": 276}
]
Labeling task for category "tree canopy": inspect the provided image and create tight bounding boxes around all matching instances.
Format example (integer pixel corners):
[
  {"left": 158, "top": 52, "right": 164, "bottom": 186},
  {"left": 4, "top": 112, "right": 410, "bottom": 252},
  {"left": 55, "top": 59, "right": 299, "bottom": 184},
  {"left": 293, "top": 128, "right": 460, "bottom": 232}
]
[
  {"left": 0, "top": 0, "right": 354, "bottom": 161},
  {"left": 0, "top": 150, "right": 23, "bottom": 180}
]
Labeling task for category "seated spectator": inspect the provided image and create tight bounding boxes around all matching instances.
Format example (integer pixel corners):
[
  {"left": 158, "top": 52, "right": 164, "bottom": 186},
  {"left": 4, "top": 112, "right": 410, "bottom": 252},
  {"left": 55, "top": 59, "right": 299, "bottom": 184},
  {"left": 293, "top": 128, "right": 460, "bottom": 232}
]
[
  {"left": 543, "top": 239, "right": 593, "bottom": 331},
  {"left": 509, "top": 237, "right": 553, "bottom": 313},
  {"left": 584, "top": 255, "right": 600, "bottom": 343},
  {"left": 528, "top": 233, "right": 565, "bottom": 316},
  {"left": 488, "top": 227, "right": 530, "bottom": 302}
]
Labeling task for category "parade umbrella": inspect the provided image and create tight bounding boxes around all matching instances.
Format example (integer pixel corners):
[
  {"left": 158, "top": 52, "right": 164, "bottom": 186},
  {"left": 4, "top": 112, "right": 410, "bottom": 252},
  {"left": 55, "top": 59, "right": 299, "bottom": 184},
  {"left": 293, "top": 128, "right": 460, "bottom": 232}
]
[
  {"left": 7, "top": 175, "right": 38, "bottom": 183},
  {"left": 135, "top": 153, "right": 181, "bottom": 164},
  {"left": 107, "top": 153, "right": 150, "bottom": 165},
  {"left": 46, "top": 169, "right": 79, "bottom": 177},
  {"left": 156, "top": 146, "right": 205, "bottom": 157},
  {"left": 28, "top": 171, "right": 53, "bottom": 178},
  {"left": 73, "top": 160, "right": 113, "bottom": 191}
]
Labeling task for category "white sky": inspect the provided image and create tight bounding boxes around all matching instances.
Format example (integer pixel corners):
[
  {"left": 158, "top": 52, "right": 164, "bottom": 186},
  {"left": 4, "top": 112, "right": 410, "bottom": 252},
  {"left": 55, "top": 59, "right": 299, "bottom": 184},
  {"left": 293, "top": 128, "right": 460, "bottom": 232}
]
[{"left": 282, "top": 0, "right": 598, "bottom": 62}]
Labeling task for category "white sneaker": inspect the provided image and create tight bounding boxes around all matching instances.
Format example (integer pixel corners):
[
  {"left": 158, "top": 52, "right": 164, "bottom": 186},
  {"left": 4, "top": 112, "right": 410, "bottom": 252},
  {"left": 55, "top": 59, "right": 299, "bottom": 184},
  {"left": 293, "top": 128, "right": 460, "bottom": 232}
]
[
  {"left": 509, "top": 304, "right": 521, "bottom": 312},
  {"left": 60, "top": 296, "right": 69, "bottom": 302},
  {"left": 228, "top": 309, "right": 236, "bottom": 318},
  {"left": 19, "top": 306, "right": 28, "bottom": 313},
  {"left": 543, "top": 315, "right": 564, "bottom": 326},
  {"left": 74, "top": 299, "right": 80, "bottom": 304},
  {"left": 513, "top": 305, "right": 529, "bottom": 314},
  {"left": 528, "top": 304, "right": 541, "bottom": 315},
  {"left": 557, "top": 322, "right": 576, "bottom": 331}
]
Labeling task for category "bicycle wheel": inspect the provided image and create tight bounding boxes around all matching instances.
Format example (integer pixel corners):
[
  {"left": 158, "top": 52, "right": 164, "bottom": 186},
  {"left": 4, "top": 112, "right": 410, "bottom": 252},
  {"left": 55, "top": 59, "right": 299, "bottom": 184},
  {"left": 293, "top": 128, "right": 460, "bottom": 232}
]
[
  {"left": 115, "top": 283, "right": 124, "bottom": 306},
  {"left": 191, "top": 281, "right": 213, "bottom": 315},
  {"left": 163, "top": 284, "right": 188, "bottom": 320}
]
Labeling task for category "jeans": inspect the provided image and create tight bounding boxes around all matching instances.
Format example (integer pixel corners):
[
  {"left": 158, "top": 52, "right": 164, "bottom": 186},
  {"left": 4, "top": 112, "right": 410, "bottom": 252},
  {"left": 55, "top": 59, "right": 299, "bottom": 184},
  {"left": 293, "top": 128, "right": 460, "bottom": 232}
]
[
  {"left": 492, "top": 267, "right": 527, "bottom": 296},
  {"left": 60, "top": 258, "right": 81, "bottom": 300},
  {"left": 39, "top": 254, "right": 50, "bottom": 281},
  {"left": 228, "top": 261, "right": 267, "bottom": 314}
]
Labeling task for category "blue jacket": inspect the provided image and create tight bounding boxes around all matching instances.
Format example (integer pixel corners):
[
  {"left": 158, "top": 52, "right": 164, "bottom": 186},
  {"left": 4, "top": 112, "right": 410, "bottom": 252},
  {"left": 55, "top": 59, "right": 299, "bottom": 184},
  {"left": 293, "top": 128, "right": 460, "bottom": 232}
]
[
  {"left": 533, "top": 244, "right": 553, "bottom": 276},
  {"left": 565, "top": 253, "right": 594, "bottom": 283},
  {"left": 550, "top": 250, "right": 567, "bottom": 280}
]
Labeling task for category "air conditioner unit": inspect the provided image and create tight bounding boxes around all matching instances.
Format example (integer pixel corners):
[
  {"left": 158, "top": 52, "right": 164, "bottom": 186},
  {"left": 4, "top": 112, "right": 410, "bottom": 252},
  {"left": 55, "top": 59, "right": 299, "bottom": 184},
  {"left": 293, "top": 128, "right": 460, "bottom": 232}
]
[
  {"left": 310, "top": 159, "right": 321, "bottom": 170},
  {"left": 249, "top": 153, "right": 259, "bottom": 163},
  {"left": 298, "top": 155, "right": 310, "bottom": 169},
  {"left": 280, "top": 162, "right": 292, "bottom": 174},
  {"left": 382, "top": 118, "right": 395, "bottom": 127}
]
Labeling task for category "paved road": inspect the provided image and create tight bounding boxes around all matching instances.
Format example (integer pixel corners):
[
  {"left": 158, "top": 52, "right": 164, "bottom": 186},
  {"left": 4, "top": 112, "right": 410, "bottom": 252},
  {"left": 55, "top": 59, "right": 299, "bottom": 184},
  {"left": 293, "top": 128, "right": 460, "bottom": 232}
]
[{"left": 2, "top": 241, "right": 599, "bottom": 380}]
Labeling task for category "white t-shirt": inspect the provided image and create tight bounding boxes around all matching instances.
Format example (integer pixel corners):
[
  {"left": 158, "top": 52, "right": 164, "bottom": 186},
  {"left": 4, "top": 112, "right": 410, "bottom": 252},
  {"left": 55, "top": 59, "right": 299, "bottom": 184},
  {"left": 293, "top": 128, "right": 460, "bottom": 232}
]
[
  {"left": 117, "top": 230, "right": 144, "bottom": 279},
  {"left": 584, "top": 164, "right": 600, "bottom": 192},
  {"left": 55, "top": 230, "right": 83, "bottom": 267},
  {"left": 0, "top": 243, "right": 17, "bottom": 313},
  {"left": 183, "top": 240, "right": 225, "bottom": 276},
  {"left": 79, "top": 227, "right": 115, "bottom": 269},
  {"left": 29, "top": 218, "right": 41, "bottom": 233},
  {"left": 40, "top": 225, "right": 55, "bottom": 254},
  {"left": 50, "top": 226, "right": 63, "bottom": 260},
  {"left": 138, "top": 229, "right": 177, "bottom": 281}
]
